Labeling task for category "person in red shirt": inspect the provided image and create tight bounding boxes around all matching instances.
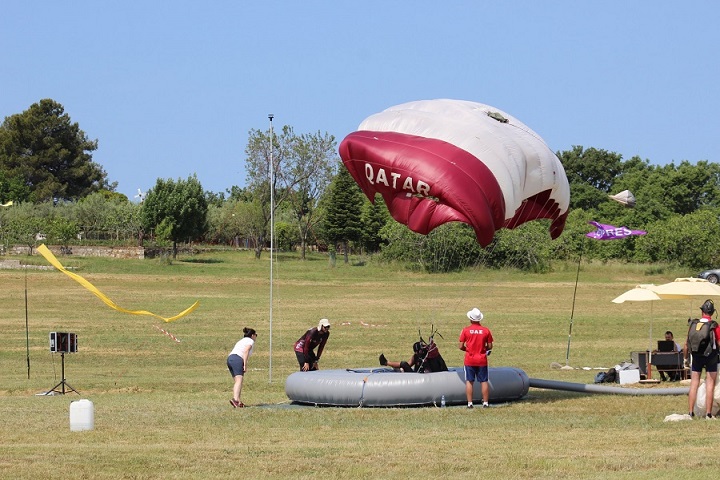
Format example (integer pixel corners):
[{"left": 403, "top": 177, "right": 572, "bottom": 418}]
[
  {"left": 458, "top": 308, "right": 493, "bottom": 409},
  {"left": 685, "top": 300, "right": 720, "bottom": 418},
  {"left": 294, "top": 318, "right": 331, "bottom": 371}
]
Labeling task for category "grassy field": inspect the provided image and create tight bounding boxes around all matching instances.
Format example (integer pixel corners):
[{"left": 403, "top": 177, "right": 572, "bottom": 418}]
[{"left": 1, "top": 249, "right": 718, "bottom": 479}]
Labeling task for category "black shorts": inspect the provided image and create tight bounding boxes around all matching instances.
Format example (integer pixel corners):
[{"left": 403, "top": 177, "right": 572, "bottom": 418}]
[
  {"left": 690, "top": 351, "right": 719, "bottom": 373},
  {"left": 227, "top": 354, "right": 245, "bottom": 377},
  {"left": 295, "top": 351, "right": 318, "bottom": 370}
]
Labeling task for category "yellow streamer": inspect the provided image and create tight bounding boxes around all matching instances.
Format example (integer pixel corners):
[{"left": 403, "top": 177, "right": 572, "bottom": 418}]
[
  {"left": 37, "top": 244, "right": 199, "bottom": 322},
  {"left": 1, "top": 201, "right": 13, "bottom": 207}
]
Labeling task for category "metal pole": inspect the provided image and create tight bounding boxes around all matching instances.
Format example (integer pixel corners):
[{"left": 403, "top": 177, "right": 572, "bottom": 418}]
[
  {"left": 268, "top": 114, "right": 274, "bottom": 384},
  {"left": 566, "top": 239, "right": 584, "bottom": 366},
  {"left": 61, "top": 353, "right": 66, "bottom": 395},
  {"left": 25, "top": 266, "right": 30, "bottom": 379}
]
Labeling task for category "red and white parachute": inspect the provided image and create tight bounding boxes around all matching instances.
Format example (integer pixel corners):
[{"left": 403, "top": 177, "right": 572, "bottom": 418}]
[{"left": 339, "top": 99, "right": 570, "bottom": 247}]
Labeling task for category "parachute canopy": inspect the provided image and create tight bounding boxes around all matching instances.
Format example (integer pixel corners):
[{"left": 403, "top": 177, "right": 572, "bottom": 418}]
[
  {"left": 338, "top": 99, "right": 570, "bottom": 247},
  {"left": 609, "top": 189, "right": 636, "bottom": 208}
]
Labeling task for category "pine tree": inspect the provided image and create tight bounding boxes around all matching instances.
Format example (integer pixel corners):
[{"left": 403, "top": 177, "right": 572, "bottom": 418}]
[
  {"left": 0, "top": 99, "right": 110, "bottom": 202},
  {"left": 323, "top": 165, "right": 364, "bottom": 263}
]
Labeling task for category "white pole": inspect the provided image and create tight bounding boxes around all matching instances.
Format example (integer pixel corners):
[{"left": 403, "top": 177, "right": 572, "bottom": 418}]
[{"left": 268, "top": 114, "right": 274, "bottom": 383}]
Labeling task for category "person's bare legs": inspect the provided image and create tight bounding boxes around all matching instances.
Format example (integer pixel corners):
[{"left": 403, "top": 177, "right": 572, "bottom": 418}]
[
  {"left": 465, "top": 381, "right": 474, "bottom": 405},
  {"left": 688, "top": 371, "right": 701, "bottom": 415},
  {"left": 481, "top": 381, "right": 490, "bottom": 404},
  {"left": 705, "top": 371, "right": 717, "bottom": 416},
  {"left": 233, "top": 375, "right": 244, "bottom": 403}
]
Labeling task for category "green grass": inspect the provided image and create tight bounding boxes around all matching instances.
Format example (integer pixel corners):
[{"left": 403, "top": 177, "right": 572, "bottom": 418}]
[{"left": 1, "top": 250, "right": 716, "bottom": 479}]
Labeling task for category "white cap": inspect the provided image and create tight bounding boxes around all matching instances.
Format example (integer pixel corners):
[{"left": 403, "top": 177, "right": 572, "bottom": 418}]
[
  {"left": 318, "top": 318, "right": 331, "bottom": 329},
  {"left": 467, "top": 308, "right": 483, "bottom": 322}
]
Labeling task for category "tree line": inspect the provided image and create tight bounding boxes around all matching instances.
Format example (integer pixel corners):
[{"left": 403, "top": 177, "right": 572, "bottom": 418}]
[{"left": 1, "top": 99, "right": 719, "bottom": 271}]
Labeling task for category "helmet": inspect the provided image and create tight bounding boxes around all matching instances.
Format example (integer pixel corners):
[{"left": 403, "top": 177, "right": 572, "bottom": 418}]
[
  {"left": 701, "top": 299, "right": 715, "bottom": 315},
  {"left": 413, "top": 341, "right": 428, "bottom": 355}
]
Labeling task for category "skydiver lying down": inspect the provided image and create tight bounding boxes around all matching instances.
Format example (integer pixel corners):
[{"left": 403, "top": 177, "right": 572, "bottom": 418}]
[{"left": 379, "top": 340, "right": 448, "bottom": 373}]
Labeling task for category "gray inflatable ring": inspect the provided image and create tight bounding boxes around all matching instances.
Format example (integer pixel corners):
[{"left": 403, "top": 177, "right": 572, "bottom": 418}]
[{"left": 285, "top": 366, "right": 530, "bottom": 407}]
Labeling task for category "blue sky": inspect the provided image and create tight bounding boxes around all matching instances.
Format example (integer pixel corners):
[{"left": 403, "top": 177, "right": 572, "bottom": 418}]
[{"left": 2, "top": 2, "right": 718, "bottom": 201}]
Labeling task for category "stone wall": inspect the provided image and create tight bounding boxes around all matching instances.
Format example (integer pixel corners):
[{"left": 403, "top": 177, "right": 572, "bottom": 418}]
[
  {"left": 7, "top": 245, "right": 145, "bottom": 259},
  {"left": 0, "top": 258, "right": 53, "bottom": 270}
]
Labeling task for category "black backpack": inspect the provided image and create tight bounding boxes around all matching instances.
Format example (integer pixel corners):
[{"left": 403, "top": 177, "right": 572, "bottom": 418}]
[
  {"left": 599, "top": 368, "right": 617, "bottom": 383},
  {"left": 687, "top": 319, "right": 718, "bottom": 356}
]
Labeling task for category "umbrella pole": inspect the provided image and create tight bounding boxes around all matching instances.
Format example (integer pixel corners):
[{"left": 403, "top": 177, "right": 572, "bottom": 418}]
[
  {"left": 649, "top": 302, "right": 653, "bottom": 358},
  {"left": 566, "top": 240, "right": 584, "bottom": 366}
]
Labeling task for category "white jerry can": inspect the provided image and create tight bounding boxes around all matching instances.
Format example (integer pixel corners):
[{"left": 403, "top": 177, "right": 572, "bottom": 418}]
[{"left": 69, "top": 399, "right": 94, "bottom": 431}]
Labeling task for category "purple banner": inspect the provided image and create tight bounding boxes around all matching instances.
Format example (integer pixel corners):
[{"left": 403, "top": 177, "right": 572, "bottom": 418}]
[{"left": 586, "top": 221, "right": 646, "bottom": 240}]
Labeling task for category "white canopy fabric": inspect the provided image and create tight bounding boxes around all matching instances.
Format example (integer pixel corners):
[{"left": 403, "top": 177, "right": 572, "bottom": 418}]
[
  {"left": 609, "top": 189, "right": 636, "bottom": 207},
  {"left": 358, "top": 99, "right": 571, "bottom": 222}
]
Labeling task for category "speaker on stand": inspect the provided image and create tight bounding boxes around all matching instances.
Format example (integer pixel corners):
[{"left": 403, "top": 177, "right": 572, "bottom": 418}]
[{"left": 43, "top": 332, "right": 79, "bottom": 395}]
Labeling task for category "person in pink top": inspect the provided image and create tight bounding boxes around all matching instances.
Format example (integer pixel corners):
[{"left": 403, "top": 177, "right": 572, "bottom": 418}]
[{"left": 458, "top": 308, "right": 493, "bottom": 409}]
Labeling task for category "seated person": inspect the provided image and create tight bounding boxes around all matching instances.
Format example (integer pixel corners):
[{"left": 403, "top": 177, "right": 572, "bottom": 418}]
[
  {"left": 379, "top": 340, "right": 448, "bottom": 373},
  {"left": 653, "top": 331, "right": 683, "bottom": 381}
]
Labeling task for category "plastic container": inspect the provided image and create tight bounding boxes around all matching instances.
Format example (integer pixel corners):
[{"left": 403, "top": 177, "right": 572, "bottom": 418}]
[{"left": 69, "top": 399, "right": 94, "bottom": 431}]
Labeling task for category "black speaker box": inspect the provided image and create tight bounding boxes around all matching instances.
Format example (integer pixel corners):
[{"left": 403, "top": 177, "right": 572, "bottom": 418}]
[{"left": 49, "top": 332, "right": 77, "bottom": 353}]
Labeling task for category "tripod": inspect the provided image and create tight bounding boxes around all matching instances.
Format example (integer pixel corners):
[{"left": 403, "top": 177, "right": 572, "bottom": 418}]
[{"left": 43, "top": 353, "right": 79, "bottom": 395}]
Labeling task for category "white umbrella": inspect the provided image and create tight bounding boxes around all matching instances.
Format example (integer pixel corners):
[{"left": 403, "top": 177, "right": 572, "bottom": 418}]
[
  {"left": 611, "top": 285, "right": 661, "bottom": 303},
  {"left": 649, "top": 277, "right": 720, "bottom": 328},
  {"left": 612, "top": 285, "right": 662, "bottom": 361},
  {"left": 649, "top": 278, "right": 720, "bottom": 299}
]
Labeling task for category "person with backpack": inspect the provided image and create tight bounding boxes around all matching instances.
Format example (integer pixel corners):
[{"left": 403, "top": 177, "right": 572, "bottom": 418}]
[
  {"left": 378, "top": 339, "right": 448, "bottom": 373},
  {"left": 685, "top": 299, "right": 720, "bottom": 418}
]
